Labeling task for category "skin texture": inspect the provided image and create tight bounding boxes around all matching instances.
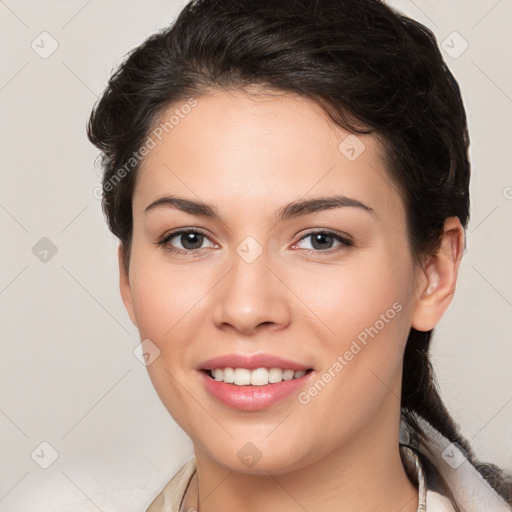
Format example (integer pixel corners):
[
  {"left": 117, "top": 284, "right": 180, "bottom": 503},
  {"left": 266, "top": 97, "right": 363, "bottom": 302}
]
[{"left": 119, "top": 87, "right": 464, "bottom": 512}]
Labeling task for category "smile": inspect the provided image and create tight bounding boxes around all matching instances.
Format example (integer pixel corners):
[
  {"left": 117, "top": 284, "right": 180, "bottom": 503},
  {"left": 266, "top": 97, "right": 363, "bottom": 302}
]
[
  {"left": 199, "top": 368, "right": 315, "bottom": 411},
  {"left": 206, "top": 367, "right": 314, "bottom": 386}
]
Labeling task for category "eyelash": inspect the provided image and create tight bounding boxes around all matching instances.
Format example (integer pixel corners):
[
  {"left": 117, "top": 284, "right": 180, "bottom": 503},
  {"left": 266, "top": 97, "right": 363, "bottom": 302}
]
[{"left": 156, "top": 228, "right": 354, "bottom": 256}]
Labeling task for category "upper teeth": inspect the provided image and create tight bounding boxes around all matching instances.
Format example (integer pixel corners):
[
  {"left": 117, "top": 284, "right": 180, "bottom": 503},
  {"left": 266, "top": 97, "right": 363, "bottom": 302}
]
[{"left": 211, "top": 367, "right": 307, "bottom": 386}]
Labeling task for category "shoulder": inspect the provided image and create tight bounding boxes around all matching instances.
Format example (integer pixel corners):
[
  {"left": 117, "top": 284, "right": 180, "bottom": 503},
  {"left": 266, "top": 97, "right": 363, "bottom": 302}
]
[{"left": 145, "top": 458, "right": 197, "bottom": 512}]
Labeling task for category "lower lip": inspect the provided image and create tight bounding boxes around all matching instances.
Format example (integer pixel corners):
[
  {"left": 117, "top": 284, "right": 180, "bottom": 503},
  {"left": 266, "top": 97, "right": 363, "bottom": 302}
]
[{"left": 199, "top": 370, "right": 314, "bottom": 411}]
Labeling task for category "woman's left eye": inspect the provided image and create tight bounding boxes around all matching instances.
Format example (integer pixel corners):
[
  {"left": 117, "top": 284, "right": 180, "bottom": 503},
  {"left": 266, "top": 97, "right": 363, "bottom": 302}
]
[{"left": 293, "top": 231, "right": 353, "bottom": 252}]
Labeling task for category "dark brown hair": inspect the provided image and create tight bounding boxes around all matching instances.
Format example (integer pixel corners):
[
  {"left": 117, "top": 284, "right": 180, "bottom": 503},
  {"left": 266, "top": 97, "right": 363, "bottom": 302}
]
[{"left": 87, "top": 0, "right": 512, "bottom": 507}]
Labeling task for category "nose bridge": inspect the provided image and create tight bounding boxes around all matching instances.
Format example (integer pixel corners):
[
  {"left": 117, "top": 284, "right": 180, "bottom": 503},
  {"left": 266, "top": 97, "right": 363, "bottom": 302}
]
[{"left": 212, "top": 240, "right": 291, "bottom": 332}]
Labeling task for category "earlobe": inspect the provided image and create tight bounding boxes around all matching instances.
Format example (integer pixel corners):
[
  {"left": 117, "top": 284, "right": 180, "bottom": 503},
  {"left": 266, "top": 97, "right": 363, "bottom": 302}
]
[
  {"left": 411, "top": 217, "right": 465, "bottom": 332},
  {"left": 118, "top": 244, "right": 138, "bottom": 327}
]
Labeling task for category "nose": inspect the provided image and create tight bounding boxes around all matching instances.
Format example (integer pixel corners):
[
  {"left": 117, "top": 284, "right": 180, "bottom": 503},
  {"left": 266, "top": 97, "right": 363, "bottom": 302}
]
[{"left": 212, "top": 248, "right": 292, "bottom": 335}]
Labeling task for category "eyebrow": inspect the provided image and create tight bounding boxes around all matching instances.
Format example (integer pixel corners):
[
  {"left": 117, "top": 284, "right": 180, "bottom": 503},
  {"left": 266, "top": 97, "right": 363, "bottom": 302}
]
[{"left": 144, "top": 194, "right": 376, "bottom": 221}]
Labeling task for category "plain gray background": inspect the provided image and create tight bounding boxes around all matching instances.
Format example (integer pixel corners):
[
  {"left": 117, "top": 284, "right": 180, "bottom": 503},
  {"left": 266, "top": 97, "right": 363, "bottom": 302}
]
[{"left": 0, "top": 1, "right": 511, "bottom": 510}]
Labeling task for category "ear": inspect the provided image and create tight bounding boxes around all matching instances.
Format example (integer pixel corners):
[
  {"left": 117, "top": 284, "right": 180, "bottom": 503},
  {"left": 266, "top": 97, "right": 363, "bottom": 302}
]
[
  {"left": 118, "top": 243, "right": 138, "bottom": 327},
  {"left": 411, "top": 217, "right": 465, "bottom": 332}
]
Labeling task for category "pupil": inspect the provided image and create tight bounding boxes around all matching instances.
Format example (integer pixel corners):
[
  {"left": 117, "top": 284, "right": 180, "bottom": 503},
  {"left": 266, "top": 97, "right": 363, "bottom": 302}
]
[
  {"left": 182, "top": 232, "right": 203, "bottom": 250},
  {"left": 312, "top": 233, "right": 332, "bottom": 250}
]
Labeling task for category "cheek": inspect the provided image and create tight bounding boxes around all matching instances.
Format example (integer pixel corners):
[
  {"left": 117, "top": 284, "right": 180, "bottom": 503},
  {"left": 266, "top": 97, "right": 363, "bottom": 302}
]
[
  {"left": 128, "top": 260, "right": 210, "bottom": 423},
  {"left": 289, "top": 249, "right": 414, "bottom": 344},
  {"left": 291, "top": 258, "right": 413, "bottom": 442},
  {"left": 288, "top": 249, "right": 415, "bottom": 420},
  {"left": 129, "top": 255, "right": 208, "bottom": 345}
]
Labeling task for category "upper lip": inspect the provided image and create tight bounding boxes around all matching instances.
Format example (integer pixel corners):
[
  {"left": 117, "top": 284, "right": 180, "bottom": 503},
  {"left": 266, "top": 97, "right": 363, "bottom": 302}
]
[{"left": 198, "top": 353, "right": 313, "bottom": 371}]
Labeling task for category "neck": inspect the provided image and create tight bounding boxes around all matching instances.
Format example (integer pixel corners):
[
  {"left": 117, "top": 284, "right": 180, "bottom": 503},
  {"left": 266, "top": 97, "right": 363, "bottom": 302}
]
[{"left": 183, "top": 378, "right": 418, "bottom": 512}]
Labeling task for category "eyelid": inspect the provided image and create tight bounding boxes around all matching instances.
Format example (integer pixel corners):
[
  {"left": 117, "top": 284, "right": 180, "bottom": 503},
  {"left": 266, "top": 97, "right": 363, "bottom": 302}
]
[
  {"left": 158, "top": 226, "right": 211, "bottom": 242},
  {"left": 296, "top": 228, "right": 353, "bottom": 242}
]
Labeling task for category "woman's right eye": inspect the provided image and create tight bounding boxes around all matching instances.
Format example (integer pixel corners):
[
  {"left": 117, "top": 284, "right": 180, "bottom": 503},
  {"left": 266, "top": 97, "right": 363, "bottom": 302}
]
[{"left": 157, "top": 229, "right": 217, "bottom": 254}]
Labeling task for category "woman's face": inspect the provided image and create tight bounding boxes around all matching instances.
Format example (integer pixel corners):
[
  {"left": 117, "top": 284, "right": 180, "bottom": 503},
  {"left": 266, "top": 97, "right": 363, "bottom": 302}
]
[{"left": 121, "top": 88, "right": 429, "bottom": 473}]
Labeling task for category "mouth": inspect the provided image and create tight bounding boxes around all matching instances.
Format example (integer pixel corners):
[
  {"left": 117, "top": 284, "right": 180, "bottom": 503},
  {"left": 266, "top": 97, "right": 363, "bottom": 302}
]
[
  {"left": 197, "top": 353, "right": 315, "bottom": 410},
  {"left": 198, "top": 366, "right": 316, "bottom": 411},
  {"left": 202, "top": 367, "right": 314, "bottom": 386}
]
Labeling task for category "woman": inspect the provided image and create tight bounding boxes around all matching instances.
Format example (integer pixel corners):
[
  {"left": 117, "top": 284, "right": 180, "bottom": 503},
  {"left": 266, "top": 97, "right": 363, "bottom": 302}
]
[{"left": 87, "top": 0, "right": 512, "bottom": 511}]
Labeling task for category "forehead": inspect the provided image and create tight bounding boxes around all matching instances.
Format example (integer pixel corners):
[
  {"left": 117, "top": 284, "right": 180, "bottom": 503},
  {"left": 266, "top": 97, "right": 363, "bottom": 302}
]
[{"left": 133, "top": 88, "right": 404, "bottom": 222}]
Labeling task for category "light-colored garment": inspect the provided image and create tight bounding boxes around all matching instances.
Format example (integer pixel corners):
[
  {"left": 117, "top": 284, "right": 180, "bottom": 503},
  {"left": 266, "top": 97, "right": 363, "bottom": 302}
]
[
  {"left": 145, "top": 416, "right": 511, "bottom": 512},
  {"left": 412, "top": 415, "right": 511, "bottom": 511},
  {"left": 145, "top": 458, "right": 196, "bottom": 512}
]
